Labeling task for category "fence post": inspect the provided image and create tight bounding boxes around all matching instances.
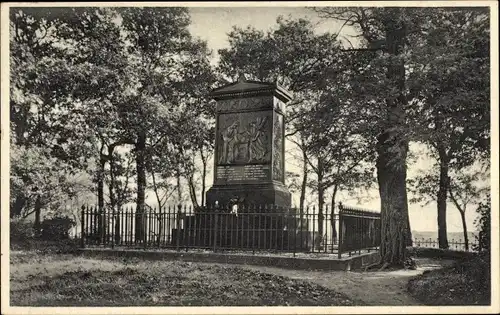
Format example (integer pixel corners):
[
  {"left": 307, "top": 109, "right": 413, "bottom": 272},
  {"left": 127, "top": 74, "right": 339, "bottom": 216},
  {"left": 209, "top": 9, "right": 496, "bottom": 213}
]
[
  {"left": 143, "top": 211, "right": 147, "bottom": 250},
  {"left": 293, "top": 209, "right": 297, "bottom": 257},
  {"left": 80, "top": 205, "right": 85, "bottom": 248},
  {"left": 337, "top": 203, "right": 343, "bottom": 259},
  {"left": 176, "top": 205, "right": 182, "bottom": 252},
  {"left": 213, "top": 210, "right": 218, "bottom": 253}
]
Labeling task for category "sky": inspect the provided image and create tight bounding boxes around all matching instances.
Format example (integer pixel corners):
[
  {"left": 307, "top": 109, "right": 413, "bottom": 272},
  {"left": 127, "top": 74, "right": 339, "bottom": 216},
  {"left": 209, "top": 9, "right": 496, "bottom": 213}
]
[{"left": 179, "top": 6, "right": 485, "bottom": 235}]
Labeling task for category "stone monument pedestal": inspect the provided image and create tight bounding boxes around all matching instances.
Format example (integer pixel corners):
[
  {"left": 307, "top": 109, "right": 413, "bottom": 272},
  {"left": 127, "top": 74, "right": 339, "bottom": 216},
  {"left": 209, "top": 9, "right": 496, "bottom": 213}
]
[
  {"left": 205, "top": 74, "right": 293, "bottom": 211},
  {"left": 206, "top": 182, "right": 291, "bottom": 210}
]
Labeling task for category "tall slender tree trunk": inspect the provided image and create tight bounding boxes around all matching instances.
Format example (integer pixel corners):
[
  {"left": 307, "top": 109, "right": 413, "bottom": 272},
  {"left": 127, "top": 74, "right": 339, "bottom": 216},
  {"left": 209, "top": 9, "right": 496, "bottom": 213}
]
[
  {"left": 459, "top": 210, "right": 469, "bottom": 251},
  {"left": 331, "top": 185, "right": 338, "bottom": 244},
  {"left": 33, "top": 196, "right": 42, "bottom": 235},
  {"left": 176, "top": 169, "right": 182, "bottom": 204},
  {"left": 378, "top": 14, "right": 411, "bottom": 266},
  {"left": 188, "top": 174, "right": 199, "bottom": 208},
  {"left": 299, "top": 145, "right": 308, "bottom": 213},
  {"left": 200, "top": 149, "right": 208, "bottom": 208},
  {"left": 317, "top": 158, "right": 325, "bottom": 247},
  {"left": 437, "top": 146, "right": 450, "bottom": 249},
  {"left": 97, "top": 147, "right": 106, "bottom": 243},
  {"left": 108, "top": 147, "right": 116, "bottom": 211},
  {"left": 135, "top": 131, "right": 147, "bottom": 242}
]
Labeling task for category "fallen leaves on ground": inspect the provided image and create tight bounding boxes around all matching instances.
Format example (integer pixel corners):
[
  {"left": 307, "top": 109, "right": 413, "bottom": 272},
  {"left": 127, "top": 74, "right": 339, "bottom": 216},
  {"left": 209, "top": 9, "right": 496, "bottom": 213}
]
[{"left": 11, "top": 257, "right": 355, "bottom": 306}]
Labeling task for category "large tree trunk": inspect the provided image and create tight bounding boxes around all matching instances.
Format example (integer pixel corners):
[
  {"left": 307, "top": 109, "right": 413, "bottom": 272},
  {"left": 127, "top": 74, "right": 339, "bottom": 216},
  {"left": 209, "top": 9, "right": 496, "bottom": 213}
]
[
  {"left": 377, "top": 132, "right": 410, "bottom": 266},
  {"left": 135, "top": 131, "right": 147, "bottom": 242},
  {"left": 377, "top": 14, "right": 411, "bottom": 266},
  {"left": 459, "top": 210, "right": 469, "bottom": 251},
  {"left": 437, "top": 146, "right": 450, "bottom": 249}
]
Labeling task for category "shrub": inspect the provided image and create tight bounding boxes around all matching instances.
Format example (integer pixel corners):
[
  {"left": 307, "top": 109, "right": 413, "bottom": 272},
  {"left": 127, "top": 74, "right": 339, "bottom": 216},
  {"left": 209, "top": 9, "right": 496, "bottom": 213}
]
[
  {"left": 10, "top": 218, "right": 35, "bottom": 243},
  {"left": 473, "top": 194, "right": 490, "bottom": 254},
  {"left": 40, "top": 216, "right": 76, "bottom": 240}
]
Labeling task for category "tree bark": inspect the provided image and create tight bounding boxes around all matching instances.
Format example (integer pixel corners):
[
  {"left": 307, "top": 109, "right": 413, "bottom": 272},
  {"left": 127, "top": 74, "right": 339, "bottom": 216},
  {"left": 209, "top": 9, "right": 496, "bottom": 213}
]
[
  {"left": 135, "top": 131, "right": 147, "bottom": 242},
  {"left": 331, "top": 185, "right": 338, "bottom": 244},
  {"left": 299, "top": 144, "right": 308, "bottom": 213},
  {"left": 188, "top": 174, "right": 200, "bottom": 209},
  {"left": 377, "top": 131, "right": 410, "bottom": 266},
  {"left": 459, "top": 210, "right": 469, "bottom": 251},
  {"left": 176, "top": 169, "right": 182, "bottom": 204},
  {"left": 97, "top": 147, "right": 106, "bottom": 243},
  {"left": 108, "top": 146, "right": 116, "bottom": 211},
  {"left": 317, "top": 158, "right": 325, "bottom": 247},
  {"left": 377, "top": 14, "right": 411, "bottom": 266},
  {"left": 98, "top": 151, "right": 105, "bottom": 211},
  {"left": 33, "top": 196, "right": 42, "bottom": 235},
  {"left": 200, "top": 149, "right": 208, "bottom": 208},
  {"left": 437, "top": 145, "right": 450, "bottom": 249}
]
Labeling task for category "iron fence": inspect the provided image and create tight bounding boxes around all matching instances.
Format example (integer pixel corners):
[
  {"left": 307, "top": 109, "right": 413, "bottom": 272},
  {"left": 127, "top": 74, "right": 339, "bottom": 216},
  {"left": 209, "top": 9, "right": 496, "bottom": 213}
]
[
  {"left": 412, "top": 237, "right": 477, "bottom": 252},
  {"left": 337, "top": 203, "right": 381, "bottom": 258},
  {"left": 80, "top": 203, "right": 381, "bottom": 257}
]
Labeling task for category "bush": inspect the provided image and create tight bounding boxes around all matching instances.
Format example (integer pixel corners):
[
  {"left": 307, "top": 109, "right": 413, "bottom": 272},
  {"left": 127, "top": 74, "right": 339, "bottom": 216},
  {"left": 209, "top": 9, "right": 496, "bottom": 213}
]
[
  {"left": 40, "top": 216, "right": 76, "bottom": 240},
  {"left": 473, "top": 195, "right": 490, "bottom": 254},
  {"left": 10, "top": 218, "right": 35, "bottom": 243}
]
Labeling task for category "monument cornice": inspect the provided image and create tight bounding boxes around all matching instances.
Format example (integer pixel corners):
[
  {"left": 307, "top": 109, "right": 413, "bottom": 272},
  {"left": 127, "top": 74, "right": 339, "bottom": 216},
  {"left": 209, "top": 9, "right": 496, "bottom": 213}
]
[
  {"left": 211, "top": 88, "right": 292, "bottom": 103},
  {"left": 210, "top": 74, "right": 293, "bottom": 103}
]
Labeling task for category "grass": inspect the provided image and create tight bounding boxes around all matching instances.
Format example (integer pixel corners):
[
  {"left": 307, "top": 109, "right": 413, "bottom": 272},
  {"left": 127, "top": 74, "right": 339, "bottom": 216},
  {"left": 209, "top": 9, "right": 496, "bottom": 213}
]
[
  {"left": 407, "top": 253, "right": 490, "bottom": 305},
  {"left": 10, "top": 240, "right": 355, "bottom": 306}
]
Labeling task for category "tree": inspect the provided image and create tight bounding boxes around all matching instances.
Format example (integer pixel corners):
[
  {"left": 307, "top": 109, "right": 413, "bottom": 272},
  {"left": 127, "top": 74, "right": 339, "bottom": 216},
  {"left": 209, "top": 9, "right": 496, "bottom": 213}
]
[
  {"left": 474, "top": 193, "right": 490, "bottom": 254},
  {"left": 118, "top": 7, "right": 215, "bottom": 239},
  {"left": 448, "top": 169, "right": 489, "bottom": 251},
  {"left": 407, "top": 9, "right": 490, "bottom": 248},
  {"left": 9, "top": 8, "right": 121, "bottom": 228},
  {"left": 313, "top": 7, "right": 436, "bottom": 266}
]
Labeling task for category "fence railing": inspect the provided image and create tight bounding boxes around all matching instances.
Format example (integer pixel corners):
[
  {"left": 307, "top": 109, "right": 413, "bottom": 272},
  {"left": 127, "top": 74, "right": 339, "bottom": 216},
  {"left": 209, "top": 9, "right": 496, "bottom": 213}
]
[
  {"left": 338, "top": 204, "right": 381, "bottom": 258},
  {"left": 412, "top": 237, "right": 478, "bottom": 252},
  {"left": 80, "top": 203, "right": 381, "bottom": 257}
]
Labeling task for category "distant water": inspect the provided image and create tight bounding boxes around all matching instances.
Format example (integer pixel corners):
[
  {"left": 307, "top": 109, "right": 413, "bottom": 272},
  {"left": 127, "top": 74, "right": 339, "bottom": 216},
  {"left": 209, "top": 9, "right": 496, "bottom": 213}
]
[{"left": 412, "top": 230, "right": 478, "bottom": 243}]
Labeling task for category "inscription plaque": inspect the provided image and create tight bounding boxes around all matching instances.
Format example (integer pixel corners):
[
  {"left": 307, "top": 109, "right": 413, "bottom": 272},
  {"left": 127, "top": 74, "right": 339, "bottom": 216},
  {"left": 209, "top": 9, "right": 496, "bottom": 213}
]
[{"left": 216, "top": 164, "right": 270, "bottom": 182}]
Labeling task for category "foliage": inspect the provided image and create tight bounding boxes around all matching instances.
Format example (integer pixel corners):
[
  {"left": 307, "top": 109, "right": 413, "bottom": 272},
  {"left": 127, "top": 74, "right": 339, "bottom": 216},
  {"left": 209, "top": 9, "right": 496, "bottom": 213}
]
[
  {"left": 40, "top": 216, "right": 76, "bottom": 240},
  {"left": 10, "top": 144, "right": 90, "bottom": 219},
  {"left": 10, "top": 218, "right": 35, "bottom": 242},
  {"left": 218, "top": 16, "right": 375, "bottom": 212},
  {"left": 10, "top": 7, "right": 217, "bottom": 224},
  {"left": 313, "top": 7, "right": 490, "bottom": 263},
  {"left": 474, "top": 194, "right": 490, "bottom": 253}
]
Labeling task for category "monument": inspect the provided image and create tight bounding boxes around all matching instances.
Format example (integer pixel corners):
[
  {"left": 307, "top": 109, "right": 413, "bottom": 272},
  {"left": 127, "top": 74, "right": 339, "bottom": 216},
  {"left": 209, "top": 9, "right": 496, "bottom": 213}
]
[{"left": 206, "top": 74, "right": 293, "bottom": 210}]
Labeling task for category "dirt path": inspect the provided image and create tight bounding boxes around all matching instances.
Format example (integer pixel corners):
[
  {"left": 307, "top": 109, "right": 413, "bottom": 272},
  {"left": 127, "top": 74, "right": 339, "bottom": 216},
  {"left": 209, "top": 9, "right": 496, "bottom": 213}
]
[{"left": 237, "top": 258, "right": 456, "bottom": 306}]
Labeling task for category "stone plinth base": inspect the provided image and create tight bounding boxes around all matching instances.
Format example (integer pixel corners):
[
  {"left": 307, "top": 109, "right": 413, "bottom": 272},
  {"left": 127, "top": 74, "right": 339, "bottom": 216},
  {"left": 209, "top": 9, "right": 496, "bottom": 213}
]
[{"left": 206, "top": 182, "right": 291, "bottom": 210}]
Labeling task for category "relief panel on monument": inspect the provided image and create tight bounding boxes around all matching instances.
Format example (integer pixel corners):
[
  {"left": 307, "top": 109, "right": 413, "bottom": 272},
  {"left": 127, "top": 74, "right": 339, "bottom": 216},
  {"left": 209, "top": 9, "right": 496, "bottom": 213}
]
[
  {"left": 272, "top": 113, "right": 284, "bottom": 182},
  {"left": 217, "top": 111, "right": 272, "bottom": 165}
]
